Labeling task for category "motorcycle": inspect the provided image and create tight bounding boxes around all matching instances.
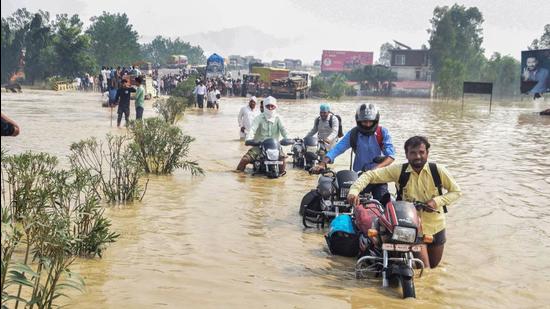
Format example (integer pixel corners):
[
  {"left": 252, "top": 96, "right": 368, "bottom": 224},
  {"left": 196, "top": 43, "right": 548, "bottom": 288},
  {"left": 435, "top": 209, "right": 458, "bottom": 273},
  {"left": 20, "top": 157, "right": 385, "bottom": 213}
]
[
  {"left": 299, "top": 168, "right": 358, "bottom": 228},
  {"left": 290, "top": 136, "right": 326, "bottom": 171},
  {"left": 245, "top": 138, "right": 294, "bottom": 178},
  {"left": 354, "top": 195, "right": 435, "bottom": 298}
]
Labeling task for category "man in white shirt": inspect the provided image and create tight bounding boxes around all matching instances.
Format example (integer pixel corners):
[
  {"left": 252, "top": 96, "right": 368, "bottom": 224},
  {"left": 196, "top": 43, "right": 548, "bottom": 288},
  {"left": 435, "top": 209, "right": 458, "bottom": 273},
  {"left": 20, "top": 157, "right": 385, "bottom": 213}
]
[
  {"left": 193, "top": 81, "right": 207, "bottom": 108},
  {"left": 237, "top": 96, "right": 260, "bottom": 139}
]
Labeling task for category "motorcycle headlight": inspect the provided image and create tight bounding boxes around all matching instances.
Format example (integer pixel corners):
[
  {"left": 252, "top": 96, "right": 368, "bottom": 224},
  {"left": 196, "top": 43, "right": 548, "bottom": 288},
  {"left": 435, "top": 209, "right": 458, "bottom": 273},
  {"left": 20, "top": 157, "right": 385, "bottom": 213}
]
[
  {"left": 392, "top": 226, "right": 416, "bottom": 243},
  {"left": 266, "top": 149, "right": 280, "bottom": 161}
]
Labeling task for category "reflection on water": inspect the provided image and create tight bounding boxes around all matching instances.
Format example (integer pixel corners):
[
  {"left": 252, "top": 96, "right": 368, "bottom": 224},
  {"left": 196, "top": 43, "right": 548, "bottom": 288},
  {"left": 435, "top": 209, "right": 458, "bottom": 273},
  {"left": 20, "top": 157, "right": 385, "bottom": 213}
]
[{"left": 2, "top": 90, "right": 549, "bottom": 308}]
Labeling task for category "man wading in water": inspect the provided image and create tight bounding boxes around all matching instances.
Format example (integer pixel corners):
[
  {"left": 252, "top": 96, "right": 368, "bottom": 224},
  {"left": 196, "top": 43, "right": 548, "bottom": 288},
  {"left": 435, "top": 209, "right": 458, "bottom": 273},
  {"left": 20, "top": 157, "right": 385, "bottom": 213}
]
[
  {"left": 347, "top": 136, "right": 461, "bottom": 268},
  {"left": 115, "top": 79, "right": 136, "bottom": 128}
]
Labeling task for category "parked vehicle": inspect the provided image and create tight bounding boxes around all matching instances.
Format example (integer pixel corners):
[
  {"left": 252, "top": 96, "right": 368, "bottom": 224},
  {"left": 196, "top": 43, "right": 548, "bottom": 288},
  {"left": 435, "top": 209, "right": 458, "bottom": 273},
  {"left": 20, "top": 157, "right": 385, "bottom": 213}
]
[
  {"left": 167, "top": 55, "right": 188, "bottom": 69},
  {"left": 354, "top": 195, "right": 433, "bottom": 298},
  {"left": 271, "top": 76, "right": 309, "bottom": 99},
  {"left": 244, "top": 138, "right": 294, "bottom": 178}
]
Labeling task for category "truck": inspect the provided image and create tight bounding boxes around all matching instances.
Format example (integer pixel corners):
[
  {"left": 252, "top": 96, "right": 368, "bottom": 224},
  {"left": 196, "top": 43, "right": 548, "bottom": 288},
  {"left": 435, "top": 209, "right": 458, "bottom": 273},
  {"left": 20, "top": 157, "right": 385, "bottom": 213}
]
[
  {"left": 250, "top": 67, "right": 289, "bottom": 84},
  {"left": 206, "top": 53, "right": 225, "bottom": 79},
  {"left": 271, "top": 76, "right": 309, "bottom": 99},
  {"left": 167, "top": 55, "right": 188, "bottom": 69}
]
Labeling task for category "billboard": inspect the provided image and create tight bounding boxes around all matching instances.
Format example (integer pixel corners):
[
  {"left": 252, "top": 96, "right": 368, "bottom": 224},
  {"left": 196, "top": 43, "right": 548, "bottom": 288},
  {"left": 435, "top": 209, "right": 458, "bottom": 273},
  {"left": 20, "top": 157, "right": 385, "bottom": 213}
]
[
  {"left": 321, "top": 50, "right": 374, "bottom": 72},
  {"left": 521, "top": 49, "right": 550, "bottom": 95}
]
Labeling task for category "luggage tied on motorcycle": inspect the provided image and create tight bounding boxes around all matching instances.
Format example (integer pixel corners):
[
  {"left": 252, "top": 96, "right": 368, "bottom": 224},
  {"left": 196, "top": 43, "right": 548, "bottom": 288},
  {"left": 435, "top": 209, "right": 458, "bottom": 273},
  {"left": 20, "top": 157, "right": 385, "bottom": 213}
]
[
  {"left": 396, "top": 163, "right": 448, "bottom": 213},
  {"left": 300, "top": 190, "right": 327, "bottom": 228},
  {"left": 325, "top": 214, "right": 359, "bottom": 257}
]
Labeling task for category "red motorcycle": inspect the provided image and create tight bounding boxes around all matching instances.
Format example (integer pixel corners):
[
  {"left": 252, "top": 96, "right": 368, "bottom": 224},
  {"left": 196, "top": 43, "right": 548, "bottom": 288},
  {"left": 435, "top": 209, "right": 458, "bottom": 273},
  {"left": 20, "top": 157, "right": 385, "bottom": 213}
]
[{"left": 354, "top": 195, "right": 436, "bottom": 298}]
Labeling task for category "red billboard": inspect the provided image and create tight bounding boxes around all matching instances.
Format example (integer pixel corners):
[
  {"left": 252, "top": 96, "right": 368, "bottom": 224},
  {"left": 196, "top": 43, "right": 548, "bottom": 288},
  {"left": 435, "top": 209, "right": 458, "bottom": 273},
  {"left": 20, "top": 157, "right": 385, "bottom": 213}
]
[{"left": 321, "top": 50, "right": 374, "bottom": 72}]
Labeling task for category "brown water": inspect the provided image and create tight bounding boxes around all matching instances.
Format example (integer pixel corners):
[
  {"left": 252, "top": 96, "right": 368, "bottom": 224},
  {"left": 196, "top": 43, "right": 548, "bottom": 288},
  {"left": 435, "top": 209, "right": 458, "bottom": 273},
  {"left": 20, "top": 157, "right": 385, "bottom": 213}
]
[{"left": 2, "top": 89, "right": 550, "bottom": 308}]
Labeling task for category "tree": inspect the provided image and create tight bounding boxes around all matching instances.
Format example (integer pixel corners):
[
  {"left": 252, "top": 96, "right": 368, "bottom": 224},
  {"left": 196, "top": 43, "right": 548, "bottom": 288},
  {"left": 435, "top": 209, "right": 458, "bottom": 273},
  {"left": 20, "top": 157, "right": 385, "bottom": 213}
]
[
  {"left": 481, "top": 52, "right": 520, "bottom": 97},
  {"left": 437, "top": 59, "right": 465, "bottom": 99},
  {"left": 347, "top": 65, "right": 396, "bottom": 93},
  {"left": 51, "top": 14, "right": 96, "bottom": 77},
  {"left": 140, "top": 36, "right": 206, "bottom": 66},
  {"left": 529, "top": 24, "right": 550, "bottom": 50},
  {"left": 428, "top": 4, "right": 485, "bottom": 97},
  {"left": 24, "top": 12, "right": 52, "bottom": 84},
  {"left": 377, "top": 42, "right": 394, "bottom": 66},
  {"left": 87, "top": 12, "right": 140, "bottom": 66},
  {"left": 1, "top": 9, "right": 33, "bottom": 83}
]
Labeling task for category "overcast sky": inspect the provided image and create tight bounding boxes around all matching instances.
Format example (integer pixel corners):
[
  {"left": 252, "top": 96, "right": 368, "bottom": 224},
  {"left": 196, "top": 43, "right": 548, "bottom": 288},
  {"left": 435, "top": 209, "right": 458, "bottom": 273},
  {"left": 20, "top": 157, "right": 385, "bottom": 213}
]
[{"left": 2, "top": 0, "right": 548, "bottom": 63}]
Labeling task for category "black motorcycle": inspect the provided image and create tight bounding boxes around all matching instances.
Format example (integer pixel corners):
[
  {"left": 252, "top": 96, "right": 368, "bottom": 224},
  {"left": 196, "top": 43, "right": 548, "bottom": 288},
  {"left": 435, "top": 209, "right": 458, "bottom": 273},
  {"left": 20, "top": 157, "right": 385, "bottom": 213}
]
[
  {"left": 299, "top": 168, "right": 358, "bottom": 227},
  {"left": 290, "top": 136, "right": 326, "bottom": 171},
  {"left": 245, "top": 138, "right": 294, "bottom": 178}
]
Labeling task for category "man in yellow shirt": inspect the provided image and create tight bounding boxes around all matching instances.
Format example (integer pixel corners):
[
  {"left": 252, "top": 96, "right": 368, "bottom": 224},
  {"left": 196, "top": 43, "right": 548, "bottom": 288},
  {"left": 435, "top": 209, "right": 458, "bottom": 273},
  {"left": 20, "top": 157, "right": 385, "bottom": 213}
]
[{"left": 347, "top": 136, "right": 461, "bottom": 268}]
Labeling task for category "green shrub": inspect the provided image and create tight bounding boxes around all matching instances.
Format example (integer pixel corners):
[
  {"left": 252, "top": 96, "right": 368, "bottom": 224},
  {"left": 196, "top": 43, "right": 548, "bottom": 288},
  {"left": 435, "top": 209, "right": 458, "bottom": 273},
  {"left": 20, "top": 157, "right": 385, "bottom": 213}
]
[
  {"left": 69, "top": 134, "right": 145, "bottom": 203},
  {"left": 153, "top": 96, "right": 187, "bottom": 125},
  {"left": 129, "top": 117, "right": 204, "bottom": 175}
]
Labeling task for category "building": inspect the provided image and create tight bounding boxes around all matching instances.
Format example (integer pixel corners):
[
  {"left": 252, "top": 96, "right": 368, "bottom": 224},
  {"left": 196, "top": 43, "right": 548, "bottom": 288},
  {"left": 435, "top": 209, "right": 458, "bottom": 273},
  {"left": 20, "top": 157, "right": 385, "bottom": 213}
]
[
  {"left": 284, "top": 59, "right": 302, "bottom": 70},
  {"left": 389, "top": 49, "right": 434, "bottom": 97},
  {"left": 389, "top": 49, "right": 432, "bottom": 81}
]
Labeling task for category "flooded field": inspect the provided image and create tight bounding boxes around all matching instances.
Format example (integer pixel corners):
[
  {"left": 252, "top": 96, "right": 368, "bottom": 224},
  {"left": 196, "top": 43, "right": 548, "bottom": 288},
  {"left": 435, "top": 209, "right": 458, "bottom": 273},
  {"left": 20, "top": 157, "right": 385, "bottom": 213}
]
[{"left": 2, "top": 89, "right": 549, "bottom": 308}]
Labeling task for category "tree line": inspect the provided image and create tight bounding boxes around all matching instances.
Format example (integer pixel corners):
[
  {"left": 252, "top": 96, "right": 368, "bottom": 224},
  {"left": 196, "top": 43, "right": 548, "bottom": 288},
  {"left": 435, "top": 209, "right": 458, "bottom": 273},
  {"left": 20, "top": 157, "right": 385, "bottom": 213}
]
[
  {"left": 1, "top": 9, "right": 206, "bottom": 84},
  {"left": 426, "top": 4, "right": 549, "bottom": 98}
]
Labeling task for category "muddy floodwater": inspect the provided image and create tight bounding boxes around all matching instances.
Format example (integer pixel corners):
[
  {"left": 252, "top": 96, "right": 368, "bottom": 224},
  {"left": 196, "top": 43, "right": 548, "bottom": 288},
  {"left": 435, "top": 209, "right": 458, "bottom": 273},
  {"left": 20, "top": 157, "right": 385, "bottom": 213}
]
[{"left": 2, "top": 89, "right": 550, "bottom": 308}]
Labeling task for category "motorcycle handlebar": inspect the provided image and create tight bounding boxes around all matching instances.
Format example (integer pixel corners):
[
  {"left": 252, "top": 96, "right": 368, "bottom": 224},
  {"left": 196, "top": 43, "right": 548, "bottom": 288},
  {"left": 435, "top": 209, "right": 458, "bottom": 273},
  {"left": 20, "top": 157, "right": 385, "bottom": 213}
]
[{"left": 245, "top": 140, "right": 260, "bottom": 146}]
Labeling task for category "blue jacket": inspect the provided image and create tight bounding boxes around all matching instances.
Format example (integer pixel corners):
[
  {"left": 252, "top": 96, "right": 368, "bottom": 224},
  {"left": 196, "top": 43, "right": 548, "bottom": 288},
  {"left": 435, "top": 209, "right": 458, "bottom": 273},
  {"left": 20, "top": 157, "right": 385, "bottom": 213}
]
[{"left": 326, "top": 126, "right": 395, "bottom": 172}]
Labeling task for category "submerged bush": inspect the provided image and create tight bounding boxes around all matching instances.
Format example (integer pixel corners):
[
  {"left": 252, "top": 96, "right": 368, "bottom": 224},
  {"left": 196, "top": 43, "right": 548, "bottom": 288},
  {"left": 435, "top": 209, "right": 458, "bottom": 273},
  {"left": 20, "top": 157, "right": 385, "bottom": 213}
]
[
  {"left": 69, "top": 134, "right": 146, "bottom": 203},
  {"left": 1, "top": 151, "right": 119, "bottom": 308},
  {"left": 153, "top": 96, "right": 187, "bottom": 125},
  {"left": 129, "top": 117, "right": 203, "bottom": 175}
]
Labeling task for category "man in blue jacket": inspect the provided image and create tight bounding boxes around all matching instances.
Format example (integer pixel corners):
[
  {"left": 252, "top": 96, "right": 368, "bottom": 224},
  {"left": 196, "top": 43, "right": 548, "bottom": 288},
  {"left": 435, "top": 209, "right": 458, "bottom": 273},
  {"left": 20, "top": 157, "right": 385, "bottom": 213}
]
[{"left": 310, "top": 103, "right": 395, "bottom": 200}]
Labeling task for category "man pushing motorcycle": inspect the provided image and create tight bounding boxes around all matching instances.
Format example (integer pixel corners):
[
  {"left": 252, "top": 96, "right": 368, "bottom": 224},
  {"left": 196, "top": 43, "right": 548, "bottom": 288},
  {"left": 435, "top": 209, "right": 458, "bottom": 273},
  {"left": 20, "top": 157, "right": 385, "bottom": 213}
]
[
  {"left": 347, "top": 136, "right": 462, "bottom": 268},
  {"left": 236, "top": 96, "right": 289, "bottom": 173}
]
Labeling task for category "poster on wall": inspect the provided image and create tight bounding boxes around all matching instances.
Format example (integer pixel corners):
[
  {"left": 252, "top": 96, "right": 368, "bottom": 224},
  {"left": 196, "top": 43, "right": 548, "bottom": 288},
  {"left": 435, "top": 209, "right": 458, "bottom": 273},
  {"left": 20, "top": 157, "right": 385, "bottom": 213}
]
[{"left": 520, "top": 49, "right": 550, "bottom": 96}]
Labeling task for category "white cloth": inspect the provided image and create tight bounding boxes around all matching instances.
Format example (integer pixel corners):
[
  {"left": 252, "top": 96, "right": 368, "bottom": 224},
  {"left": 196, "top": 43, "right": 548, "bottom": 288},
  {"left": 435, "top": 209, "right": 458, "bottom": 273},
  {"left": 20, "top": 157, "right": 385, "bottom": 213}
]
[
  {"left": 238, "top": 104, "right": 260, "bottom": 138},
  {"left": 193, "top": 85, "right": 207, "bottom": 95},
  {"left": 263, "top": 96, "right": 278, "bottom": 122},
  {"left": 207, "top": 89, "right": 220, "bottom": 102}
]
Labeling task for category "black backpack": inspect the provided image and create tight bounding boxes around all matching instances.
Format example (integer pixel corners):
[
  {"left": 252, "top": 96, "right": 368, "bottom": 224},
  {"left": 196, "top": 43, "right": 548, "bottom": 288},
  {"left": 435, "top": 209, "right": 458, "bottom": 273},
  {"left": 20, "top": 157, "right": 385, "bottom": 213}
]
[
  {"left": 315, "top": 113, "right": 344, "bottom": 138},
  {"left": 396, "top": 162, "right": 448, "bottom": 213}
]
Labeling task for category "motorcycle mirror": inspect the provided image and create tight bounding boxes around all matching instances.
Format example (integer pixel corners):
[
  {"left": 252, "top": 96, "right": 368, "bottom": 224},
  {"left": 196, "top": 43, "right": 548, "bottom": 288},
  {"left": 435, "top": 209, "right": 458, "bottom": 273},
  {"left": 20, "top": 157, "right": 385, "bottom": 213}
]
[
  {"left": 280, "top": 138, "right": 295, "bottom": 146},
  {"left": 245, "top": 140, "right": 260, "bottom": 146},
  {"left": 373, "top": 156, "right": 387, "bottom": 164}
]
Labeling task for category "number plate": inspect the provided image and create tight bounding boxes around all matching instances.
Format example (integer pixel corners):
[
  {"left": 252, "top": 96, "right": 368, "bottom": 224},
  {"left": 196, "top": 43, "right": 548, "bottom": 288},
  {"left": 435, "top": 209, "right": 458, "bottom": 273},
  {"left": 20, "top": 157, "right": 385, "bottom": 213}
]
[
  {"left": 264, "top": 161, "right": 283, "bottom": 165},
  {"left": 382, "top": 243, "right": 421, "bottom": 252}
]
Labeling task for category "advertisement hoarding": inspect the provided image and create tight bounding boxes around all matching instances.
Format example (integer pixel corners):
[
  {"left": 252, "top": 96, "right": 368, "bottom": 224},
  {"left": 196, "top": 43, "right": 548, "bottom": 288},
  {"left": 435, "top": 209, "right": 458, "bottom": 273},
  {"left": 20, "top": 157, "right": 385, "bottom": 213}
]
[
  {"left": 321, "top": 50, "right": 374, "bottom": 72},
  {"left": 520, "top": 49, "right": 550, "bottom": 95}
]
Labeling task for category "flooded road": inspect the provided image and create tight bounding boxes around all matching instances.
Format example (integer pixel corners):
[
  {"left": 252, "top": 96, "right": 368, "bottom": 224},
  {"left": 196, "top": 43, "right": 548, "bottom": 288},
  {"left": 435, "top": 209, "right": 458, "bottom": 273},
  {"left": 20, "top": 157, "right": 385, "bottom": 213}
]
[{"left": 2, "top": 90, "right": 550, "bottom": 308}]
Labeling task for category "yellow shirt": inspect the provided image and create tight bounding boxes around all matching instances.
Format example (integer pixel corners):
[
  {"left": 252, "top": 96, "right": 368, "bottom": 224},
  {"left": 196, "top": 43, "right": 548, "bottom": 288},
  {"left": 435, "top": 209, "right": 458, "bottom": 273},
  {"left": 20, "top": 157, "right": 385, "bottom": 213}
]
[{"left": 348, "top": 162, "right": 461, "bottom": 235}]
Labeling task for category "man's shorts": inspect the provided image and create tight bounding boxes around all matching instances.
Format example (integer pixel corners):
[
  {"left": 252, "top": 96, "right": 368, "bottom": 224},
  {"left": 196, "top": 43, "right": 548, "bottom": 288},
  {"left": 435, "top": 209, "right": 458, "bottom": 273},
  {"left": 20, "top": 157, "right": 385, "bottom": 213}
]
[{"left": 244, "top": 146, "right": 262, "bottom": 161}]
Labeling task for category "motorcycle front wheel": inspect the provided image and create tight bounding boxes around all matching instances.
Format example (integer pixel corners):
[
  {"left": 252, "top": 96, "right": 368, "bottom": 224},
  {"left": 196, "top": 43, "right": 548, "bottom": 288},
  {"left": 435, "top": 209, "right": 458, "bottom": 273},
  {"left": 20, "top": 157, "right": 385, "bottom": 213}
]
[{"left": 398, "top": 275, "right": 416, "bottom": 298}]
